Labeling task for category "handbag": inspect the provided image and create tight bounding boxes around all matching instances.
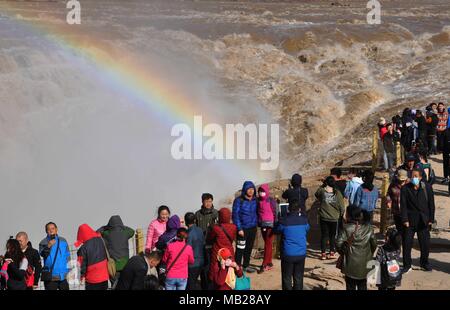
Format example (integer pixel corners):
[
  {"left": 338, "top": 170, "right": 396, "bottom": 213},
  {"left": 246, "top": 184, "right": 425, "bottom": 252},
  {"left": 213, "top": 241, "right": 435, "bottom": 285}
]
[
  {"left": 235, "top": 271, "right": 251, "bottom": 290},
  {"left": 159, "top": 244, "right": 188, "bottom": 285},
  {"left": 101, "top": 238, "right": 116, "bottom": 278},
  {"left": 41, "top": 239, "right": 60, "bottom": 282},
  {"left": 336, "top": 223, "right": 359, "bottom": 272}
]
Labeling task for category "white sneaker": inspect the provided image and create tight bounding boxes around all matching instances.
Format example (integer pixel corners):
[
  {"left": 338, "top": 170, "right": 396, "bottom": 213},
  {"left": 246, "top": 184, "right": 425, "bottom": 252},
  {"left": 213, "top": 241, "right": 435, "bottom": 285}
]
[{"left": 403, "top": 267, "right": 412, "bottom": 274}]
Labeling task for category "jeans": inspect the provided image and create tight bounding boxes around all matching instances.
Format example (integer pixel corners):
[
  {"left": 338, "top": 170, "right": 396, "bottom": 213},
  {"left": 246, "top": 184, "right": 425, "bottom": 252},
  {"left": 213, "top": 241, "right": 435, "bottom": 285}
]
[
  {"left": 165, "top": 278, "right": 188, "bottom": 290},
  {"left": 383, "top": 150, "right": 389, "bottom": 170},
  {"left": 281, "top": 257, "right": 305, "bottom": 290},
  {"left": 235, "top": 227, "right": 257, "bottom": 269},
  {"left": 320, "top": 219, "right": 337, "bottom": 253},
  {"left": 386, "top": 152, "right": 396, "bottom": 170}
]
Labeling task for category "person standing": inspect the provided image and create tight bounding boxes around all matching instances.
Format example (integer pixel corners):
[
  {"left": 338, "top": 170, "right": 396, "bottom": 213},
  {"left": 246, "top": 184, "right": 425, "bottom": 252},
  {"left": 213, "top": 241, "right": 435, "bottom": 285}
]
[
  {"left": 15, "top": 232, "right": 42, "bottom": 290},
  {"left": 436, "top": 102, "right": 448, "bottom": 153},
  {"left": 274, "top": 202, "right": 310, "bottom": 290},
  {"left": 75, "top": 224, "right": 109, "bottom": 290},
  {"left": 256, "top": 184, "right": 277, "bottom": 274},
  {"left": 162, "top": 228, "right": 194, "bottom": 290},
  {"left": 1, "top": 239, "right": 29, "bottom": 290},
  {"left": 331, "top": 168, "right": 348, "bottom": 197},
  {"left": 194, "top": 193, "right": 218, "bottom": 290},
  {"left": 207, "top": 208, "right": 237, "bottom": 287},
  {"left": 195, "top": 193, "right": 219, "bottom": 236},
  {"left": 442, "top": 127, "right": 450, "bottom": 186},
  {"left": 282, "top": 173, "right": 309, "bottom": 214},
  {"left": 315, "top": 176, "right": 345, "bottom": 260},
  {"left": 145, "top": 206, "right": 171, "bottom": 252},
  {"left": 387, "top": 170, "right": 409, "bottom": 233},
  {"left": 383, "top": 123, "right": 400, "bottom": 171},
  {"left": 232, "top": 181, "right": 258, "bottom": 273},
  {"left": 97, "top": 215, "right": 135, "bottom": 288},
  {"left": 184, "top": 212, "right": 204, "bottom": 290},
  {"left": 336, "top": 205, "right": 377, "bottom": 290},
  {"left": 39, "top": 222, "right": 71, "bottom": 290},
  {"left": 354, "top": 169, "right": 379, "bottom": 223},
  {"left": 400, "top": 169, "right": 435, "bottom": 273},
  {"left": 344, "top": 168, "right": 363, "bottom": 205},
  {"left": 425, "top": 107, "right": 439, "bottom": 155}
]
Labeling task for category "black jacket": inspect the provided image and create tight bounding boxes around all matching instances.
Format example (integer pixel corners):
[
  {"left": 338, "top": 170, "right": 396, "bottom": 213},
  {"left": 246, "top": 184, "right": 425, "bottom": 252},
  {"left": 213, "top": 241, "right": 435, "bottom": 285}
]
[
  {"left": 115, "top": 254, "right": 149, "bottom": 290},
  {"left": 426, "top": 113, "right": 439, "bottom": 136},
  {"left": 400, "top": 182, "right": 435, "bottom": 228},
  {"left": 383, "top": 131, "right": 400, "bottom": 154},
  {"left": 443, "top": 128, "right": 450, "bottom": 155},
  {"left": 23, "top": 242, "right": 42, "bottom": 286},
  {"left": 282, "top": 187, "right": 309, "bottom": 213},
  {"left": 5, "top": 259, "right": 27, "bottom": 290}
]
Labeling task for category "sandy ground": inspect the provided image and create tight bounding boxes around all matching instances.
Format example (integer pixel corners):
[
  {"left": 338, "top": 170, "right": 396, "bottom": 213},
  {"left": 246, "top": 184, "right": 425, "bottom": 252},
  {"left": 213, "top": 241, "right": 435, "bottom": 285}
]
[{"left": 245, "top": 155, "right": 450, "bottom": 290}]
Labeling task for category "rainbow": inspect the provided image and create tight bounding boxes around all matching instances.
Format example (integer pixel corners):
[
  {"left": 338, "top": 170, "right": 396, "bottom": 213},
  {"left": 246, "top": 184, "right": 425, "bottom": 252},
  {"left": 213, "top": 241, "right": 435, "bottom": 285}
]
[{"left": 0, "top": 2, "right": 268, "bottom": 181}]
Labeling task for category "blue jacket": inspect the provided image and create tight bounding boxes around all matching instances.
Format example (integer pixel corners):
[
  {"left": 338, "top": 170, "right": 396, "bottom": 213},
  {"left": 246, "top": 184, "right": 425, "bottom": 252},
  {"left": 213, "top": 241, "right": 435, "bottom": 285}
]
[
  {"left": 354, "top": 184, "right": 379, "bottom": 212},
  {"left": 275, "top": 212, "right": 309, "bottom": 261},
  {"left": 344, "top": 177, "right": 363, "bottom": 205},
  {"left": 187, "top": 225, "right": 205, "bottom": 268},
  {"left": 232, "top": 181, "right": 258, "bottom": 230},
  {"left": 39, "top": 235, "right": 71, "bottom": 281}
]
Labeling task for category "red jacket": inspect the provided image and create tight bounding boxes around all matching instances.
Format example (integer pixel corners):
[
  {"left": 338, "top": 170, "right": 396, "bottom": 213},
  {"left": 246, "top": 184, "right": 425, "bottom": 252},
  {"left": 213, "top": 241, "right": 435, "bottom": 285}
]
[
  {"left": 76, "top": 224, "right": 109, "bottom": 284},
  {"left": 212, "top": 266, "right": 243, "bottom": 290},
  {"left": 207, "top": 208, "right": 236, "bottom": 281}
]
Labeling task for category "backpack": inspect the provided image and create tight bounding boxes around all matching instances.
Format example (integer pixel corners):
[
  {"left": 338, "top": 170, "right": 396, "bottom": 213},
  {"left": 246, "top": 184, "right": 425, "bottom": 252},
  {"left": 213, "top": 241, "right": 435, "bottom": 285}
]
[{"left": 381, "top": 250, "right": 402, "bottom": 287}]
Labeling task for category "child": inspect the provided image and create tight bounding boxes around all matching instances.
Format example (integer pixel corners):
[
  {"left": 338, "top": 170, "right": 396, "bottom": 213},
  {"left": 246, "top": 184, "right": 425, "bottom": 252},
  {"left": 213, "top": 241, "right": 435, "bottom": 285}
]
[
  {"left": 212, "top": 248, "right": 243, "bottom": 290},
  {"left": 376, "top": 228, "right": 402, "bottom": 290}
]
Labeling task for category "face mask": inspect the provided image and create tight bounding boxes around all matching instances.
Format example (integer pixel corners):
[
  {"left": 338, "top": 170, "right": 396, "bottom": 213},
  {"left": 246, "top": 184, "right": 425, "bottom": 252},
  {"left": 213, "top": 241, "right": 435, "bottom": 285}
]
[
  {"left": 259, "top": 192, "right": 266, "bottom": 198},
  {"left": 225, "top": 259, "right": 232, "bottom": 267},
  {"left": 411, "top": 177, "right": 420, "bottom": 186}
]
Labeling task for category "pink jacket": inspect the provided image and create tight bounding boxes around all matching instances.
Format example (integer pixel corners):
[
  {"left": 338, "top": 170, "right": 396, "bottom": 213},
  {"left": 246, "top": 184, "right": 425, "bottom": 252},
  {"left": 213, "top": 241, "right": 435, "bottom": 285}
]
[
  {"left": 162, "top": 240, "right": 194, "bottom": 279},
  {"left": 258, "top": 184, "right": 277, "bottom": 223},
  {"left": 145, "top": 219, "right": 167, "bottom": 251}
]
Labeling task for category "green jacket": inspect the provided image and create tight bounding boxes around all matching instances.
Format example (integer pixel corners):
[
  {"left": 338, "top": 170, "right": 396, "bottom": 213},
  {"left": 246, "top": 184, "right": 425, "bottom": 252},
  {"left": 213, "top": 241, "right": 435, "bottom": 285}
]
[
  {"left": 98, "top": 216, "right": 135, "bottom": 272},
  {"left": 336, "top": 222, "right": 377, "bottom": 280},
  {"left": 315, "top": 187, "right": 345, "bottom": 222},
  {"left": 195, "top": 207, "right": 219, "bottom": 236}
]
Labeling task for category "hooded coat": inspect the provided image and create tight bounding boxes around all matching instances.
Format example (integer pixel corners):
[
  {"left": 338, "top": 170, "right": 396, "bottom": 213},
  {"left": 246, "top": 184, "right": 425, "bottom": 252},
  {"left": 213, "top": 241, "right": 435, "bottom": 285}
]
[
  {"left": 207, "top": 208, "right": 237, "bottom": 281},
  {"left": 257, "top": 184, "right": 277, "bottom": 226},
  {"left": 98, "top": 215, "right": 135, "bottom": 271},
  {"left": 232, "top": 181, "right": 258, "bottom": 231},
  {"left": 155, "top": 215, "right": 181, "bottom": 251},
  {"left": 281, "top": 174, "right": 309, "bottom": 213},
  {"left": 76, "top": 224, "right": 109, "bottom": 284},
  {"left": 336, "top": 222, "right": 377, "bottom": 280}
]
